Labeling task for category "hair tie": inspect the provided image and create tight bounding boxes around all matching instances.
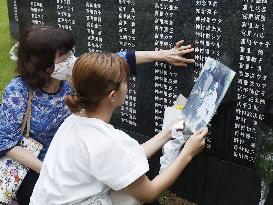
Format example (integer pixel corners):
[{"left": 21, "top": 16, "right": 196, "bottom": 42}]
[{"left": 73, "top": 91, "right": 89, "bottom": 105}]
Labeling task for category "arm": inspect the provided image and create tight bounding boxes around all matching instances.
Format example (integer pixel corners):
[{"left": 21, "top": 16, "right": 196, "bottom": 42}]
[
  {"left": 0, "top": 79, "right": 42, "bottom": 173},
  {"left": 135, "top": 40, "right": 195, "bottom": 66},
  {"left": 6, "top": 146, "right": 42, "bottom": 173},
  {"left": 117, "top": 40, "right": 194, "bottom": 75},
  {"left": 124, "top": 128, "right": 208, "bottom": 203},
  {"left": 141, "top": 129, "right": 171, "bottom": 159},
  {"left": 142, "top": 120, "right": 184, "bottom": 159}
]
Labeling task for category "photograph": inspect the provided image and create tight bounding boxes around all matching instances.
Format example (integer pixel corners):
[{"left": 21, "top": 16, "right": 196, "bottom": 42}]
[{"left": 183, "top": 57, "right": 236, "bottom": 133}]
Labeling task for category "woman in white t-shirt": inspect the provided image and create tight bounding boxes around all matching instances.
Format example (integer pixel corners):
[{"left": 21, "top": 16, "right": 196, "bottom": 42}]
[{"left": 30, "top": 52, "right": 208, "bottom": 205}]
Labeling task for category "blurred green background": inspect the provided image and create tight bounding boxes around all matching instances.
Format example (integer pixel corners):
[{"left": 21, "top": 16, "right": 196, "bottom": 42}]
[{"left": 0, "top": 0, "right": 16, "bottom": 100}]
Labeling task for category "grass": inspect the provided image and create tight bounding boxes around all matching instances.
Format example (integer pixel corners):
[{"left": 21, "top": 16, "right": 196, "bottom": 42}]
[
  {"left": 0, "top": 0, "right": 16, "bottom": 100},
  {"left": 160, "top": 191, "right": 197, "bottom": 205}
]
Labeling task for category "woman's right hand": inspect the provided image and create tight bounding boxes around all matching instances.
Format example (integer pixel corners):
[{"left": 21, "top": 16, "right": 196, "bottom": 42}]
[{"left": 182, "top": 128, "right": 208, "bottom": 158}]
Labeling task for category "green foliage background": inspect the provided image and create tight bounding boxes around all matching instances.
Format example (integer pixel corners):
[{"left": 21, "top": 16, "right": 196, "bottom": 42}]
[{"left": 0, "top": 0, "right": 16, "bottom": 101}]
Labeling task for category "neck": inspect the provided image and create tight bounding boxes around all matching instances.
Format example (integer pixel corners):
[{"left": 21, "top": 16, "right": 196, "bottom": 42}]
[
  {"left": 42, "top": 78, "right": 61, "bottom": 93},
  {"left": 82, "top": 103, "right": 114, "bottom": 123}
]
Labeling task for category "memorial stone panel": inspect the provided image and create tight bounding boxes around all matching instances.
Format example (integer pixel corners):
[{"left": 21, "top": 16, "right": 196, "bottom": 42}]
[
  {"left": 14, "top": 0, "right": 273, "bottom": 204},
  {"left": 7, "top": 0, "right": 19, "bottom": 39}
]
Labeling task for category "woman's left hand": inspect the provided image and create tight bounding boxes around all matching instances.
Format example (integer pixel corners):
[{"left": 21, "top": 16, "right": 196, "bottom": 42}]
[
  {"left": 164, "top": 118, "right": 186, "bottom": 139},
  {"left": 163, "top": 40, "right": 195, "bottom": 67}
]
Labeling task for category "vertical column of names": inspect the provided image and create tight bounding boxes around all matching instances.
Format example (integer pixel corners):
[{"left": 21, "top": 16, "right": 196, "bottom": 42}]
[
  {"left": 56, "top": 0, "right": 75, "bottom": 31},
  {"left": 85, "top": 1, "right": 102, "bottom": 52},
  {"left": 154, "top": 0, "right": 179, "bottom": 132},
  {"left": 234, "top": 0, "right": 269, "bottom": 162},
  {"left": 194, "top": 0, "right": 222, "bottom": 79},
  {"left": 194, "top": 0, "right": 222, "bottom": 150},
  {"left": 30, "top": 0, "right": 44, "bottom": 25},
  {"left": 13, "top": 0, "right": 18, "bottom": 22},
  {"left": 119, "top": 0, "right": 137, "bottom": 127}
]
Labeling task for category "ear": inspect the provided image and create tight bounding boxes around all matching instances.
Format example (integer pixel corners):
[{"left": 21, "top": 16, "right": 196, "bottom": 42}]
[{"left": 108, "top": 90, "right": 118, "bottom": 103}]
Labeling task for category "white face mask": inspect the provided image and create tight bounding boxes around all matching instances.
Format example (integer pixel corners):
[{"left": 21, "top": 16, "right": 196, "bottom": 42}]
[{"left": 51, "top": 52, "right": 77, "bottom": 82}]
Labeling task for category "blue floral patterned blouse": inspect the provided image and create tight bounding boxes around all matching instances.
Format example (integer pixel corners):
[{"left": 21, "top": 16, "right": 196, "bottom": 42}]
[
  {"left": 0, "top": 51, "right": 136, "bottom": 161},
  {"left": 0, "top": 77, "right": 72, "bottom": 160}
]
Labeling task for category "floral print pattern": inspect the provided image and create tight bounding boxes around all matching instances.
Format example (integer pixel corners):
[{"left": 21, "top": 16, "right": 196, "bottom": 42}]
[
  {"left": 0, "top": 137, "right": 42, "bottom": 203},
  {"left": 0, "top": 77, "right": 72, "bottom": 161}
]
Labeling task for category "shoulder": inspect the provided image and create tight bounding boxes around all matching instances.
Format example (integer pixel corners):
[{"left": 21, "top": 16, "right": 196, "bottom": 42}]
[
  {"left": 61, "top": 80, "right": 73, "bottom": 94},
  {"left": 4, "top": 77, "right": 28, "bottom": 97},
  {"left": 78, "top": 119, "right": 139, "bottom": 150},
  {"left": 62, "top": 80, "right": 72, "bottom": 89},
  {"left": 1, "top": 77, "right": 28, "bottom": 114},
  {"left": 100, "top": 125, "right": 143, "bottom": 156}
]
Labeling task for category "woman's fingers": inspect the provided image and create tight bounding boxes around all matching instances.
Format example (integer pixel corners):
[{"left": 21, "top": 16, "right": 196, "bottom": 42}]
[
  {"left": 177, "top": 44, "right": 192, "bottom": 51},
  {"left": 165, "top": 41, "right": 195, "bottom": 66},
  {"left": 183, "top": 128, "right": 208, "bottom": 157},
  {"left": 171, "top": 55, "right": 195, "bottom": 64},
  {"left": 194, "top": 128, "right": 208, "bottom": 138},
  {"left": 176, "top": 48, "right": 194, "bottom": 56},
  {"left": 173, "top": 62, "right": 188, "bottom": 67},
  {"left": 173, "top": 119, "right": 185, "bottom": 131},
  {"left": 175, "top": 40, "right": 185, "bottom": 48}
]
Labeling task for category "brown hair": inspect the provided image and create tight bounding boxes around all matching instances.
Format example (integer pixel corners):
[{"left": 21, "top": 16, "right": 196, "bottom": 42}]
[
  {"left": 16, "top": 25, "right": 75, "bottom": 89},
  {"left": 65, "top": 52, "right": 130, "bottom": 113}
]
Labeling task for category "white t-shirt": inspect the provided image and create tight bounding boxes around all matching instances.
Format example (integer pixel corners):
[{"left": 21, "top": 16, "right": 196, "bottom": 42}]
[{"left": 30, "top": 114, "right": 149, "bottom": 205}]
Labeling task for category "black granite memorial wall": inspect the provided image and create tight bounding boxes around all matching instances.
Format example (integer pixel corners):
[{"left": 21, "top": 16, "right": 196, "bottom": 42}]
[
  {"left": 10, "top": 0, "right": 273, "bottom": 204},
  {"left": 7, "top": 0, "right": 19, "bottom": 40}
]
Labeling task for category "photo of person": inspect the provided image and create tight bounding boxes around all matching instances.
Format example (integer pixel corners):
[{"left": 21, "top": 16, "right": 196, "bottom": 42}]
[{"left": 182, "top": 57, "right": 236, "bottom": 133}]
